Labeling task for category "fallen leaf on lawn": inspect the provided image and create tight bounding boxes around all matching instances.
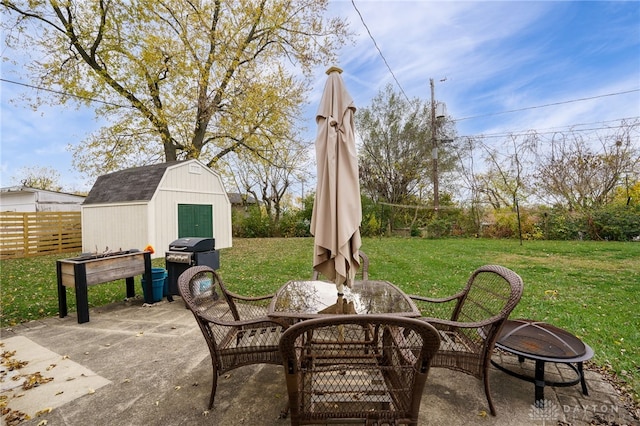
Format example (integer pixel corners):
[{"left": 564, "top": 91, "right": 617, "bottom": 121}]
[
  {"left": 478, "top": 410, "right": 488, "bottom": 417},
  {"left": 174, "top": 386, "right": 181, "bottom": 390},
  {"left": 37, "top": 420, "right": 48, "bottom": 426}
]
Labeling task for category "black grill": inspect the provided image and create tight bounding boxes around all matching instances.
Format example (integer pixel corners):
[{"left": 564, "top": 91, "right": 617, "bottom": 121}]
[{"left": 165, "top": 237, "right": 219, "bottom": 299}]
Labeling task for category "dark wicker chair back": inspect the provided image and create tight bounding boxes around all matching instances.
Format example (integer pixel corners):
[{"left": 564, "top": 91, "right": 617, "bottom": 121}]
[
  {"left": 312, "top": 250, "right": 370, "bottom": 281},
  {"left": 178, "top": 265, "right": 288, "bottom": 409},
  {"left": 409, "top": 264, "right": 524, "bottom": 416},
  {"left": 279, "top": 315, "right": 440, "bottom": 426}
]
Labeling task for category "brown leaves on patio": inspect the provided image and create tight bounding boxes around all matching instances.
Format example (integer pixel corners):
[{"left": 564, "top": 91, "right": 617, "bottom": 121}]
[
  {"left": 22, "top": 372, "right": 53, "bottom": 390},
  {"left": 2, "top": 350, "right": 54, "bottom": 390},
  {"left": 0, "top": 348, "right": 56, "bottom": 425},
  {"left": 1, "top": 408, "right": 31, "bottom": 426},
  {"left": 1, "top": 350, "right": 28, "bottom": 371}
]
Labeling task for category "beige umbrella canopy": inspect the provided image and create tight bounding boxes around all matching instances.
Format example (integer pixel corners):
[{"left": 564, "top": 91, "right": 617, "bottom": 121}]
[{"left": 310, "top": 66, "right": 362, "bottom": 295}]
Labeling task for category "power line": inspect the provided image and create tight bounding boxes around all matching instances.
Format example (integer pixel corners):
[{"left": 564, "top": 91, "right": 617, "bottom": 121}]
[
  {"left": 454, "top": 89, "right": 640, "bottom": 122},
  {"left": 3, "top": 76, "right": 637, "bottom": 143},
  {"left": 0, "top": 78, "right": 132, "bottom": 108},
  {"left": 459, "top": 116, "right": 640, "bottom": 140},
  {"left": 351, "top": 0, "right": 411, "bottom": 103}
]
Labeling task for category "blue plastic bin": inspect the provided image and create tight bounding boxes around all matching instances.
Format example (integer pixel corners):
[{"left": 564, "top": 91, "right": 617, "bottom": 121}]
[{"left": 141, "top": 267, "right": 167, "bottom": 303}]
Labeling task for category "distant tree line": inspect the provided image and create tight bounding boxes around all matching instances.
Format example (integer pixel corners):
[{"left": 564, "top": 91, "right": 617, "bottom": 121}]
[{"left": 232, "top": 86, "right": 639, "bottom": 242}]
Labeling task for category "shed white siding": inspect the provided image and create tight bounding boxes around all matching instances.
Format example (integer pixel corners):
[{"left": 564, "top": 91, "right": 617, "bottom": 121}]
[
  {"left": 81, "top": 203, "right": 149, "bottom": 253},
  {"left": 155, "top": 161, "right": 232, "bottom": 250},
  {"left": 81, "top": 160, "right": 231, "bottom": 259}
]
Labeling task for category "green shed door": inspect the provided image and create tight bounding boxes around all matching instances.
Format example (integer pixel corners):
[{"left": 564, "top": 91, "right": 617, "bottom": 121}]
[{"left": 178, "top": 204, "right": 213, "bottom": 238}]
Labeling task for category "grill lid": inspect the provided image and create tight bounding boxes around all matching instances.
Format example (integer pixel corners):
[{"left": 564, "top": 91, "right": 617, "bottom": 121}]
[{"left": 168, "top": 237, "right": 215, "bottom": 252}]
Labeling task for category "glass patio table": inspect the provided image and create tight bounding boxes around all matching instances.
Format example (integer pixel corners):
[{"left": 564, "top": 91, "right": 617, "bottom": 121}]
[{"left": 268, "top": 279, "right": 421, "bottom": 320}]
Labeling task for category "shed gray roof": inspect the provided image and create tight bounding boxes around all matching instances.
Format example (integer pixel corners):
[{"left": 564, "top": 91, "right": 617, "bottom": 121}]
[{"left": 83, "top": 162, "right": 181, "bottom": 205}]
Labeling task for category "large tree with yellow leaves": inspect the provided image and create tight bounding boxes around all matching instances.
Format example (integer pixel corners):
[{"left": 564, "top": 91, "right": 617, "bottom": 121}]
[{"left": 1, "top": 0, "right": 351, "bottom": 177}]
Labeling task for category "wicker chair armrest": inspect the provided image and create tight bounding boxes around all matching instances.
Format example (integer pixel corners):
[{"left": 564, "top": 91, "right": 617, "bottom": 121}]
[
  {"left": 220, "top": 289, "right": 276, "bottom": 322},
  {"left": 198, "top": 312, "right": 288, "bottom": 329},
  {"left": 224, "top": 290, "right": 275, "bottom": 303},
  {"left": 409, "top": 293, "right": 463, "bottom": 319},
  {"left": 408, "top": 292, "right": 462, "bottom": 304},
  {"left": 420, "top": 316, "right": 502, "bottom": 331}
]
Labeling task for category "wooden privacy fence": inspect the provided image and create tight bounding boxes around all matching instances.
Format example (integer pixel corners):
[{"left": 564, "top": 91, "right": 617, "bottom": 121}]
[{"left": 0, "top": 212, "right": 82, "bottom": 259}]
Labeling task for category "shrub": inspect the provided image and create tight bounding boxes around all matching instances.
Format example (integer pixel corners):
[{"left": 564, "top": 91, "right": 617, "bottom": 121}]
[
  {"left": 233, "top": 206, "right": 272, "bottom": 238},
  {"left": 591, "top": 203, "right": 640, "bottom": 241}
]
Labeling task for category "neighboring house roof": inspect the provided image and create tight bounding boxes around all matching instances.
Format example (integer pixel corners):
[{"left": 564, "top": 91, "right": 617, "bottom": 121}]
[
  {"left": 227, "top": 192, "right": 258, "bottom": 205},
  {"left": 0, "top": 186, "right": 86, "bottom": 212},
  {"left": 83, "top": 162, "right": 179, "bottom": 205},
  {"left": 0, "top": 186, "right": 85, "bottom": 198}
]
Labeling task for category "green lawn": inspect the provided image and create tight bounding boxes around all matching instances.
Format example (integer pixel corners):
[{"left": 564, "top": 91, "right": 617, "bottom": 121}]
[{"left": 1, "top": 237, "right": 638, "bottom": 404}]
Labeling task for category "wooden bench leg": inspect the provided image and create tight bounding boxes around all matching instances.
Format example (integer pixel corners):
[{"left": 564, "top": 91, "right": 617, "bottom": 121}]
[
  {"left": 57, "top": 261, "right": 68, "bottom": 318},
  {"left": 74, "top": 263, "right": 90, "bottom": 324}
]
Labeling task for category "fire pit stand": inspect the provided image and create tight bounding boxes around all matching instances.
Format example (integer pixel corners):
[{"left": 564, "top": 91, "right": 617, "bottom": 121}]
[
  {"left": 491, "top": 319, "right": 594, "bottom": 407},
  {"left": 57, "top": 250, "right": 152, "bottom": 324}
]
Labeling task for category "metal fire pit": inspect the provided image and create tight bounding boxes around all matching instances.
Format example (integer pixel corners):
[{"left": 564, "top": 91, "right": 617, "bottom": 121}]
[
  {"left": 497, "top": 319, "right": 586, "bottom": 358},
  {"left": 492, "top": 319, "right": 593, "bottom": 406}
]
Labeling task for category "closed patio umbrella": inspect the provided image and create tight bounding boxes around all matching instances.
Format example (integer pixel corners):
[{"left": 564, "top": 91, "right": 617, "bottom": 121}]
[{"left": 310, "top": 66, "right": 362, "bottom": 296}]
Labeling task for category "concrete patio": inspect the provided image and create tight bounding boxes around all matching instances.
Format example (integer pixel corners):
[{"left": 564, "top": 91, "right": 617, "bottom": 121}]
[{"left": 1, "top": 297, "right": 637, "bottom": 426}]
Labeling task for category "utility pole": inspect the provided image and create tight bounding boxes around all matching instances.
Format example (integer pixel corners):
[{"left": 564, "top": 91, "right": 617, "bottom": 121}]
[{"left": 430, "top": 78, "right": 439, "bottom": 213}]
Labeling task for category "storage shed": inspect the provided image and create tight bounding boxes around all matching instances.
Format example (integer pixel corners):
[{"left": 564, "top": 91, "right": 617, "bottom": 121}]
[
  {"left": 82, "top": 160, "right": 232, "bottom": 258},
  {"left": 0, "top": 186, "right": 86, "bottom": 212}
]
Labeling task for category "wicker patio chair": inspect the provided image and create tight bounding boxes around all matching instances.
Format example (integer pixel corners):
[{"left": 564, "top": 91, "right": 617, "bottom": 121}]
[
  {"left": 312, "top": 250, "right": 370, "bottom": 281},
  {"left": 178, "top": 265, "right": 289, "bottom": 410},
  {"left": 279, "top": 315, "right": 440, "bottom": 426},
  {"left": 408, "top": 264, "right": 524, "bottom": 416}
]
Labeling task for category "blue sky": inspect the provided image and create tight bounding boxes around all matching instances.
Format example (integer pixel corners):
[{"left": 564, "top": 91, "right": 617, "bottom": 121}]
[{"left": 1, "top": 1, "right": 639, "bottom": 192}]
